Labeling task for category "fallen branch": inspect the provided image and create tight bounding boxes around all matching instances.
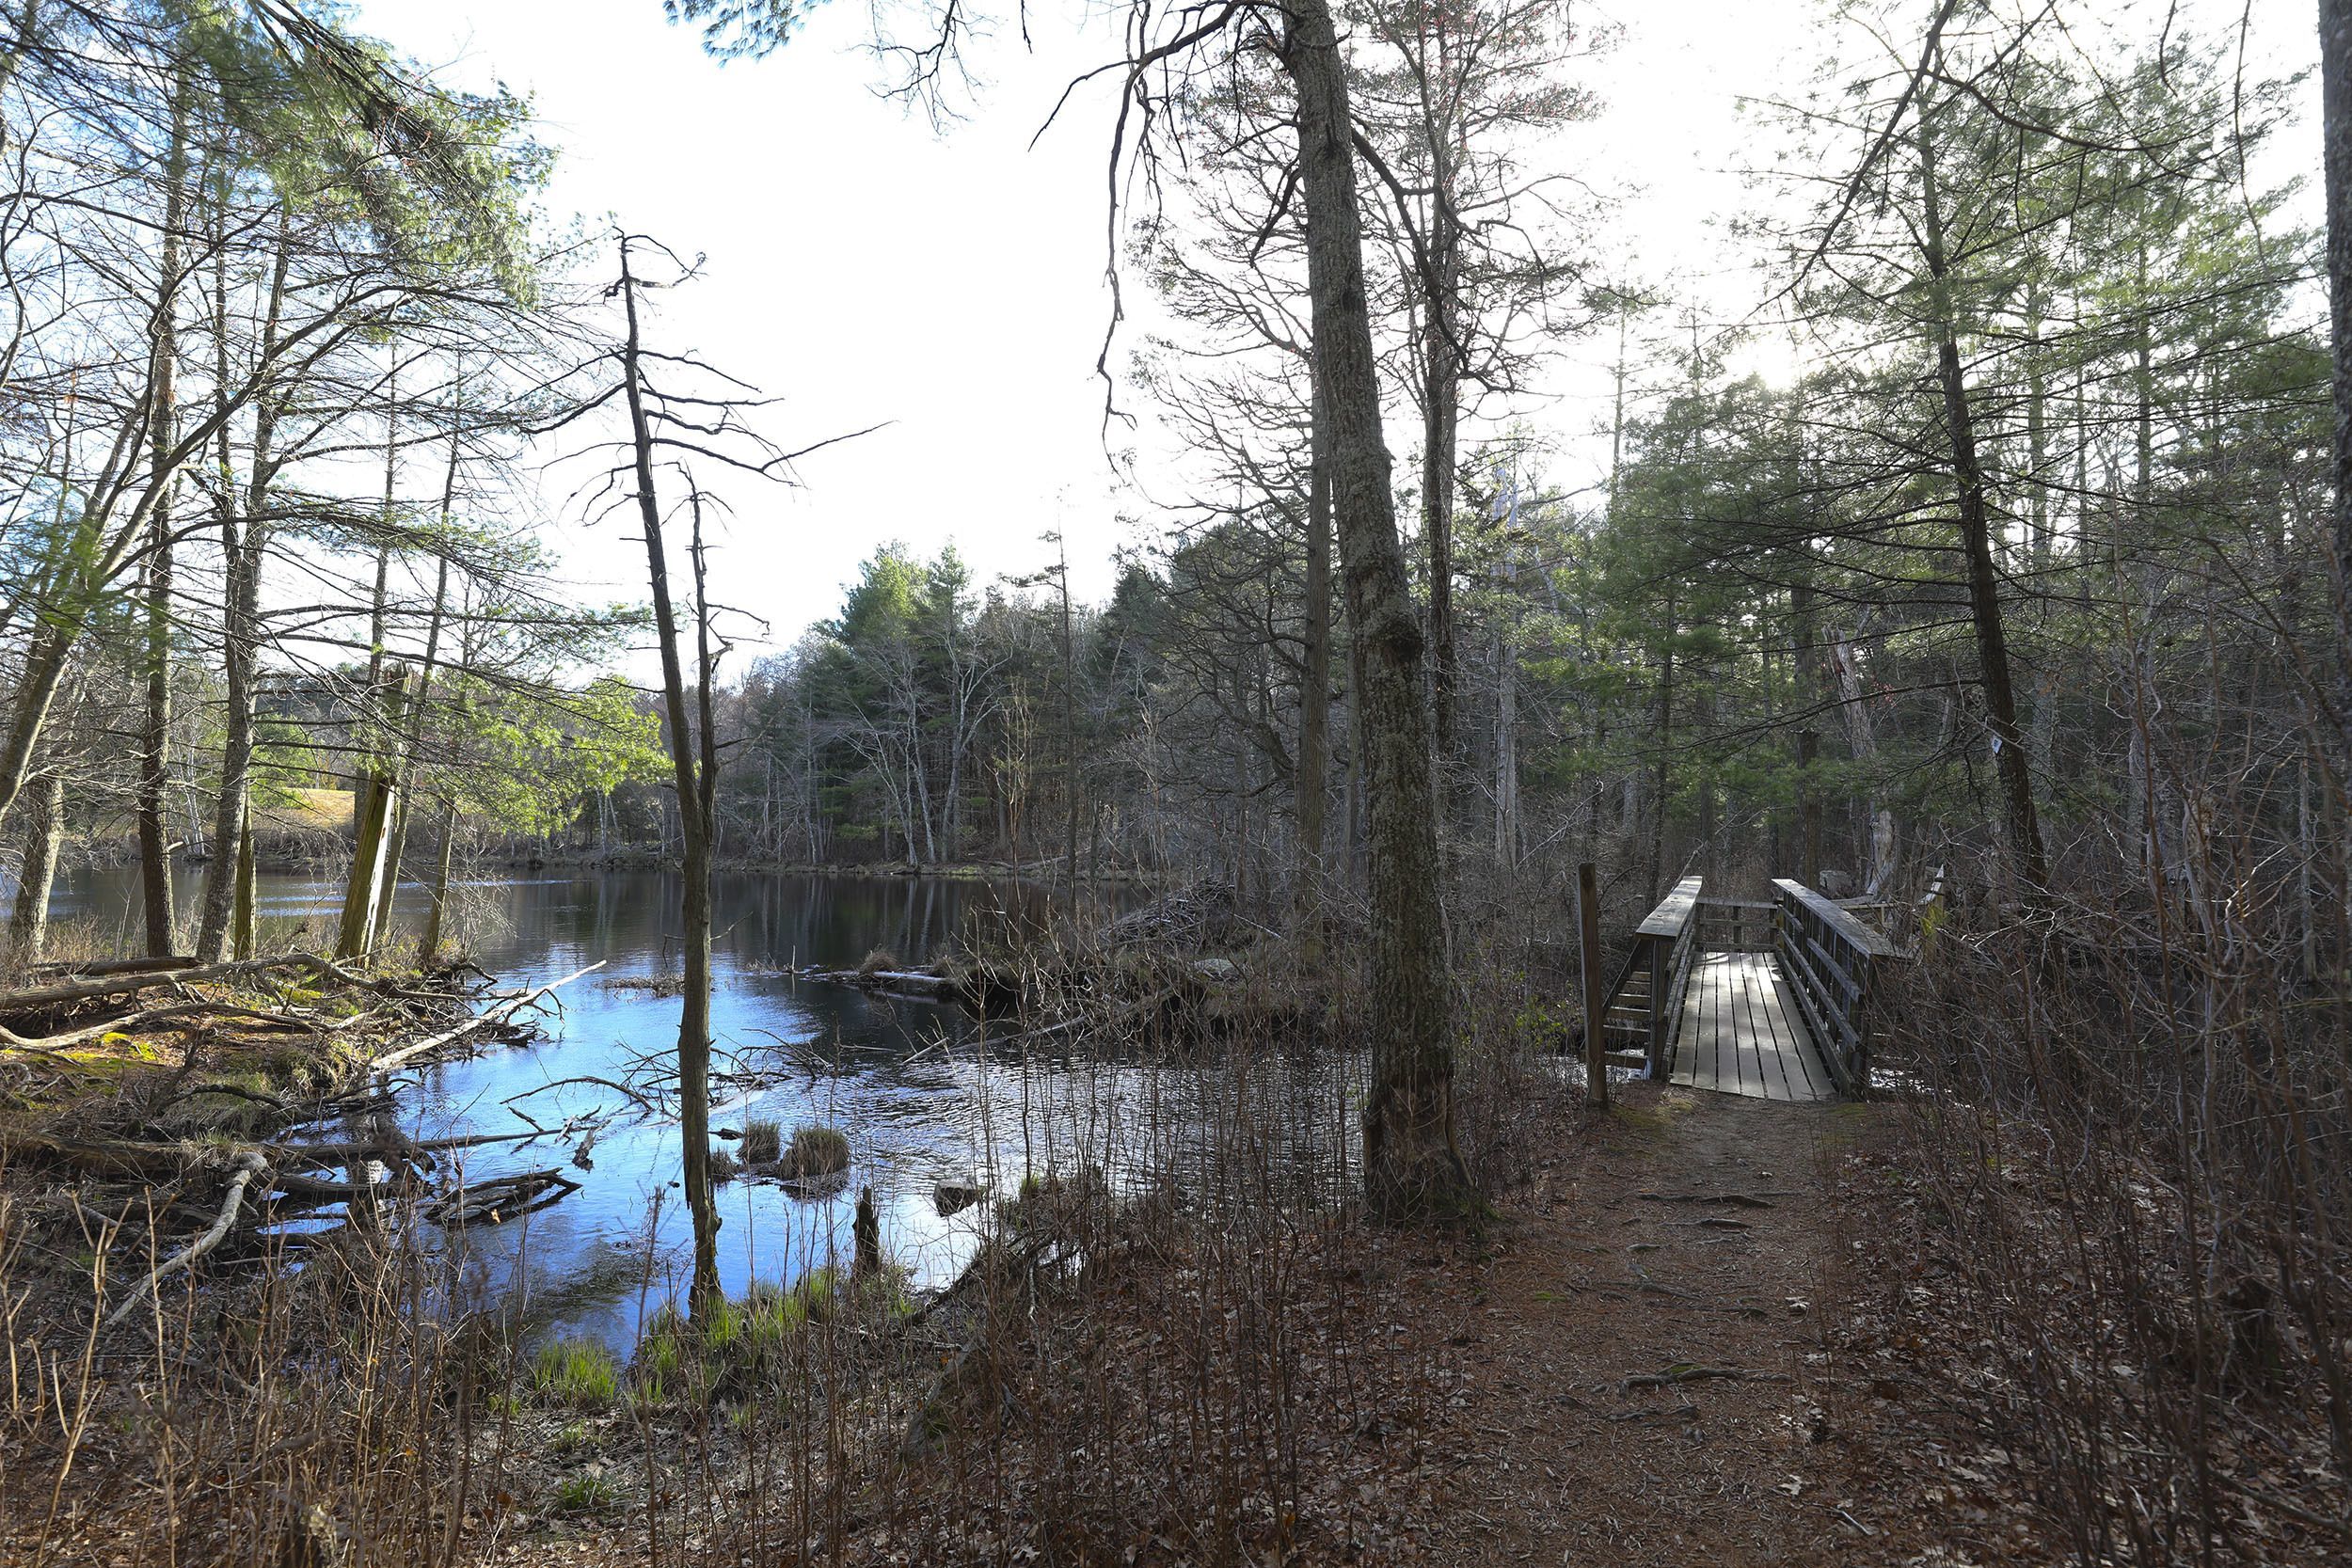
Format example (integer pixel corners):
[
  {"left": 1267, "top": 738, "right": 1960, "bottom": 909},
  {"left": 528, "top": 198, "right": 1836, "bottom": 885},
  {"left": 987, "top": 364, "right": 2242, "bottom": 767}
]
[
  {"left": 278, "top": 1124, "right": 589, "bottom": 1169},
  {"left": 0, "top": 1132, "right": 214, "bottom": 1178},
  {"left": 105, "top": 1149, "right": 268, "bottom": 1327},
  {"left": 267, "top": 1168, "right": 424, "bottom": 1201},
  {"left": 366, "top": 961, "right": 602, "bottom": 1074}
]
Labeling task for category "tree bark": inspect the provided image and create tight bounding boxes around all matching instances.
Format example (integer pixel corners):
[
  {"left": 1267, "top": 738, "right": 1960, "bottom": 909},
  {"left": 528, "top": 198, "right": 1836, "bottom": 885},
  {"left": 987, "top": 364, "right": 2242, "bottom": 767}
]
[
  {"left": 1916, "top": 99, "right": 2047, "bottom": 891},
  {"left": 1285, "top": 0, "right": 1470, "bottom": 1219},
  {"left": 1645, "top": 584, "right": 1675, "bottom": 906},
  {"left": 618, "top": 237, "right": 723, "bottom": 1320},
  {"left": 8, "top": 770, "right": 63, "bottom": 965},
  {"left": 135, "top": 77, "right": 192, "bottom": 958},
  {"left": 2323, "top": 0, "right": 2352, "bottom": 730},
  {"left": 196, "top": 217, "right": 291, "bottom": 961},
  {"left": 1295, "top": 378, "right": 1333, "bottom": 942},
  {"left": 1791, "top": 578, "right": 1824, "bottom": 886},
  {"left": 1422, "top": 239, "right": 1460, "bottom": 767}
]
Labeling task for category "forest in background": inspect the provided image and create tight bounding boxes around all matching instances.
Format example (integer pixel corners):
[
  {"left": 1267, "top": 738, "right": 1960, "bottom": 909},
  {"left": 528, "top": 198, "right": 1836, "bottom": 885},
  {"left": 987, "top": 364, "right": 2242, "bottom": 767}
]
[{"left": 1, "top": 0, "right": 2324, "bottom": 942}]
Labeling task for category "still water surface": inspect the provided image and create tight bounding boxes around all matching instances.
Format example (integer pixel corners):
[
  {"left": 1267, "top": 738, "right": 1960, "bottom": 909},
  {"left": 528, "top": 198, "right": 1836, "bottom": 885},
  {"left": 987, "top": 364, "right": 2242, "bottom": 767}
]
[{"left": 27, "top": 866, "right": 1290, "bottom": 1351}]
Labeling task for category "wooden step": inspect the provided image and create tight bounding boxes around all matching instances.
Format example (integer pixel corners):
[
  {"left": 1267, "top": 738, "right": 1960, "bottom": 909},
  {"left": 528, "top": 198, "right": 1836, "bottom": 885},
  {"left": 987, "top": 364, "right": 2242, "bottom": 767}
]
[{"left": 1602, "top": 1051, "right": 1649, "bottom": 1070}]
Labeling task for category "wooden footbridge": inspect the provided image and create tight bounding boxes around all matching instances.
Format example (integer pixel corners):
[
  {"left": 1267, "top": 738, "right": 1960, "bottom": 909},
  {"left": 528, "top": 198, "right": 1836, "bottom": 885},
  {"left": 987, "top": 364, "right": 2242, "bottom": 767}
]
[{"left": 1588, "top": 875, "right": 1937, "bottom": 1102}]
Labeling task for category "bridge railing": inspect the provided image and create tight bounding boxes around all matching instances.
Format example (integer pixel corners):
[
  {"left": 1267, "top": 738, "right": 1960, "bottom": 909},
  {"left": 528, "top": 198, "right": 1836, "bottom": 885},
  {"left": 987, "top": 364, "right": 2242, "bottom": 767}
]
[
  {"left": 1771, "top": 879, "right": 1901, "bottom": 1096},
  {"left": 1594, "top": 876, "right": 1703, "bottom": 1077},
  {"left": 1696, "top": 897, "right": 1775, "bottom": 953}
]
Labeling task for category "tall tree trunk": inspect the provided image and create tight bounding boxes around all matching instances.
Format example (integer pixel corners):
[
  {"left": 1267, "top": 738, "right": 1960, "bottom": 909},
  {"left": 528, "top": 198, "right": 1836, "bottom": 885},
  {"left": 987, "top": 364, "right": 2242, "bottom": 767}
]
[
  {"left": 1791, "top": 578, "right": 1824, "bottom": 886},
  {"left": 8, "top": 769, "right": 63, "bottom": 965},
  {"left": 2323, "top": 0, "right": 2352, "bottom": 735},
  {"left": 1295, "top": 378, "right": 1332, "bottom": 942},
  {"left": 1422, "top": 238, "right": 1460, "bottom": 767},
  {"left": 230, "top": 821, "right": 254, "bottom": 961},
  {"left": 1285, "top": 0, "right": 1470, "bottom": 1218},
  {"left": 136, "top": 77, "right": 191, "bottom": 958},
  {"left": 1916, "top": 100, "right": 2047, "bottom": 891},
  {"left": 1830, "top": 632, "right": 1899, "bottom": 895},
  {"left": 196, "top": 217, "right": 290, "bottom": 960},
  {"left": 375, "top": 375, "right": 465, "bottom": 930},
  {"left": 420, "top": 798, "right": 458, "bottom": 965},
  {"left": 1057, "top": 537, "right": 1078, "bottom": 891},
  {"left": 1645, "top": 584, "right": 1675, "bottom": 906},
  {"left": 618, "top": 237, "right": 722, "bottom": 1320}
]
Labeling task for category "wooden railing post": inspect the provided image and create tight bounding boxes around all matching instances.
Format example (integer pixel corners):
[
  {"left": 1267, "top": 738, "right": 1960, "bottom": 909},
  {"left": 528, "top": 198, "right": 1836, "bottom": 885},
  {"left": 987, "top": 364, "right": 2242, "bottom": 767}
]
[
  {"left": 1577, "top": 862, "right": 1606, "bottom": 1108},
  {"left": 1646, "top": 936, "right": 1665, "bottom": 1078}
]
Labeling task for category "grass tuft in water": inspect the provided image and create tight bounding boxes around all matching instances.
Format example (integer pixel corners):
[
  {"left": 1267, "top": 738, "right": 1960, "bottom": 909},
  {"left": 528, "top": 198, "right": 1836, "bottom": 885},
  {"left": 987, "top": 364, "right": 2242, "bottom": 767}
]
[
  {"left": 740, "top": 1117, "right": 782, "bottom": 1166},
  {"left": 779, "top": 1124, "right": 850, "bottom": 1179}
]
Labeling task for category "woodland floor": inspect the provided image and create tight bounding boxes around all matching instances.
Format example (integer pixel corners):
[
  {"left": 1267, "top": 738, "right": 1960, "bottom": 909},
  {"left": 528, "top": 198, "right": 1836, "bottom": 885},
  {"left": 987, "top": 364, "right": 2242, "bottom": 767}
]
[
  {"left": 2, "top": 1078, "right": 2067, "bottom": 1567},
  {"left": 485, "top": 1082, "right": 2059, "bottom": 1568},
  {"left": 1405, "top": 1083, "right": 2054, "bottom": 1568}
]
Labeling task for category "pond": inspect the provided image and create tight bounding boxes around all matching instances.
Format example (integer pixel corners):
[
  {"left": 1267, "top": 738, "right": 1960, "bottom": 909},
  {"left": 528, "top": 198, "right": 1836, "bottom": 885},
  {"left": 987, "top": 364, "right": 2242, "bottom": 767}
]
[{"left": 21, "top": 865, "right": 1355, "bottom": 1353}]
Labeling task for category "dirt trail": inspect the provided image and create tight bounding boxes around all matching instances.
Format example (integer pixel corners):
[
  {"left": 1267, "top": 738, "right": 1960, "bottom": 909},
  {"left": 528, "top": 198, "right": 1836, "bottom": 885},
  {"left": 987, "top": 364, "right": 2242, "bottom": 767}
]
[{"left": 1397, "top": 1081, "right": 1991, "bottom": 1568}]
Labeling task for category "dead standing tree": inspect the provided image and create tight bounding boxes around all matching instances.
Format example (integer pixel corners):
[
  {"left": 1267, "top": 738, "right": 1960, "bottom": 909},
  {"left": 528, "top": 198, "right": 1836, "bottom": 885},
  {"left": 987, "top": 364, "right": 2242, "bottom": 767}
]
[
  {"left": 554, "top": 231, "right": 876, "bottom": 1319},
  {"left": 670, "top": 0, "right": 1476, "bottom": 1218}
]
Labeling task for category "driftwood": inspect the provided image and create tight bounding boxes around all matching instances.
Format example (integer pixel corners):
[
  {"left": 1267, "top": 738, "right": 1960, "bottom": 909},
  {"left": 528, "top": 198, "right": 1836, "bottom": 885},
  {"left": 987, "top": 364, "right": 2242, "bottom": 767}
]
[
  {"left": 267, "top": 1169, "right": 426, "bottom": 1201},
  {"left": 105, "top": 1149, "right": 268, "bottom": 1327},
  {"left": 425, "top": 1167, "right": 580, "bottom": 1226}
]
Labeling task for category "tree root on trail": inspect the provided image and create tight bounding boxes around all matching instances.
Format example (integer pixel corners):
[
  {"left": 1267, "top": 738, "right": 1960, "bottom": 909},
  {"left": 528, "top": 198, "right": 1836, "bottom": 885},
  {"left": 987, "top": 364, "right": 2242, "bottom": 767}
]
[
  {"left": 1618, "top": 1363, "right": 1792, "bottom": 1394},
  {"left": 1634, "top": 1191, "right": 1781, "bottom": 1208}
]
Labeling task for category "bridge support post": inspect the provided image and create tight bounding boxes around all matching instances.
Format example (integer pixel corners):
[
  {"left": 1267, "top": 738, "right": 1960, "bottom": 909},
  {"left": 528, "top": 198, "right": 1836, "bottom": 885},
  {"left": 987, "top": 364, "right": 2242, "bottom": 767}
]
[
  {"left": 1577, "top": 862, "right": 1607, "bottom": 1108},
  {"left": 1646, "top": 940, "right": 1665, "bottom": 1076}
]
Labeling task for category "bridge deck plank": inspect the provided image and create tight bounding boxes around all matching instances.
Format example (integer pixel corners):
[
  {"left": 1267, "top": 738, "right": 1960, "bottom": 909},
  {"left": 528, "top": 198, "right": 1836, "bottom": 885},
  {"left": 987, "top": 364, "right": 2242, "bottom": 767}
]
[{"left": 1666, "top": 950, "right": 1836, "bottom": 1102}]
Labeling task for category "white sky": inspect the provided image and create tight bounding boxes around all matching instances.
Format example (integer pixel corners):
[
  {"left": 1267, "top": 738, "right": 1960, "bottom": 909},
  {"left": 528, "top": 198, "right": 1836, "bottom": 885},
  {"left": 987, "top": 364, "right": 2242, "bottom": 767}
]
[{"left": 352, "top": 0, "right": 2318, "bottom": 659}]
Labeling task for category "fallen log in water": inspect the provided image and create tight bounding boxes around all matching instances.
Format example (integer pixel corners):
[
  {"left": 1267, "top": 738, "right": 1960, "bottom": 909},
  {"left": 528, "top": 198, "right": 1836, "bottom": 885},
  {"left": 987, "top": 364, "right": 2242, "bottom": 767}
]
[{"left": 424, "top": 1167, "right": 581, "bottom": 1227}]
